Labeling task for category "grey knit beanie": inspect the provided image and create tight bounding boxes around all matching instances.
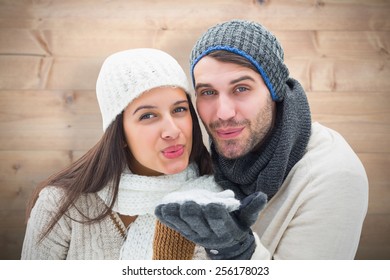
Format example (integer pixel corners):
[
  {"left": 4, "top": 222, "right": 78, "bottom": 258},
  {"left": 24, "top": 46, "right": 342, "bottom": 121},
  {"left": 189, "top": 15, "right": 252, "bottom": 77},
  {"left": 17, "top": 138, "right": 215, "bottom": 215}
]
[
  {"left": 190, "top": 19, "right": 289, "bottom": 101},
  {"left": 96, "top": 48, "right": 190, "bottom": 131}
]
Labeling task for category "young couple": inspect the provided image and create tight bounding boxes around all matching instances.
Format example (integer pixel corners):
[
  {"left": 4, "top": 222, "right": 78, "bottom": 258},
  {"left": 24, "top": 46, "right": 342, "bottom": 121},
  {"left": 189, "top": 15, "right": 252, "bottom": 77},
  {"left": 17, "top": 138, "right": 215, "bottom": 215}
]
[{"left": 21, "top": 20, "right": 368, "bottom": 260}]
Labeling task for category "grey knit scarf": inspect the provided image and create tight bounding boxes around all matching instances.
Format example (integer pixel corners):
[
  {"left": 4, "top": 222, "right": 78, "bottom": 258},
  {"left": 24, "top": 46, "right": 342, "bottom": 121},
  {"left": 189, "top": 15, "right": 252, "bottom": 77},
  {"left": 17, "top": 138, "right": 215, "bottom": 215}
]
[{"left": 211, "top": 78, "right": 311, "bottom": 200}]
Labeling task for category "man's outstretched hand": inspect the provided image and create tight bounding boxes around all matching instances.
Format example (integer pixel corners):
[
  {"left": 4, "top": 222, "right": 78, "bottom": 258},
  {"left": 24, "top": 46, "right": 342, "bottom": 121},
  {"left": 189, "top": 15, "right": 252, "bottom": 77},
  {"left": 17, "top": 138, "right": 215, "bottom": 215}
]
[{"left": 155, "top": 191, "right": 267, "bottom": 260}]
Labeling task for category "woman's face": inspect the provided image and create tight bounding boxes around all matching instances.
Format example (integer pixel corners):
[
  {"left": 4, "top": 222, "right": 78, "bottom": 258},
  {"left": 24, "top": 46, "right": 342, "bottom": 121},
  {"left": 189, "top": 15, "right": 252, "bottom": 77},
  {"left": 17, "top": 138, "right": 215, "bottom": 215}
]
[{"left": 123, "top": 87, "right": 193, "bottom": 176}]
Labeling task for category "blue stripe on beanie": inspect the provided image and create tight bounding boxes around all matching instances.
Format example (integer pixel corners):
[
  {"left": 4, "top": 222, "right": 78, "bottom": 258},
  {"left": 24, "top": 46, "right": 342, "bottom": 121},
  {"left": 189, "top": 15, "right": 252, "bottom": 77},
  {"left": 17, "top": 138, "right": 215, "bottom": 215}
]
[{"left": 190, "top": 45, "right": 278, "bottom": 101}]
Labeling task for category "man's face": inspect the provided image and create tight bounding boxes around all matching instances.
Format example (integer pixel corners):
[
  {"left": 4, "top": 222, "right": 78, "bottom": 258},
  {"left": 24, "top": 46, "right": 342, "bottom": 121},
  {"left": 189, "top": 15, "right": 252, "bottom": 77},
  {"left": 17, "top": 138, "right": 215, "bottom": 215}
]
[{"left": 194, "top": 56, "right": 275, "bottom": 159}]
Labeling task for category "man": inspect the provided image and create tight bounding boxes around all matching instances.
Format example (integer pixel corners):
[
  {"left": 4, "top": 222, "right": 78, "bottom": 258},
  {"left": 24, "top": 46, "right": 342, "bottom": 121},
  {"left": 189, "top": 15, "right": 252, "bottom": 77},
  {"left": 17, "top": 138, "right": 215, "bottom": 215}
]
[{"left": 156, "top": 20, "right": 368, "bottom": 259}]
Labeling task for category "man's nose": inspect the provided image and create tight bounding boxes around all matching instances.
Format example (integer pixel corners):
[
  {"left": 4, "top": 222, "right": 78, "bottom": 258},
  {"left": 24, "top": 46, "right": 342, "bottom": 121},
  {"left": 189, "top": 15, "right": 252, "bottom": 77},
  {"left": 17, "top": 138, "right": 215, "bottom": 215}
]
[{"left": 216, "top": 94, "right": 236, "bottom": 120}]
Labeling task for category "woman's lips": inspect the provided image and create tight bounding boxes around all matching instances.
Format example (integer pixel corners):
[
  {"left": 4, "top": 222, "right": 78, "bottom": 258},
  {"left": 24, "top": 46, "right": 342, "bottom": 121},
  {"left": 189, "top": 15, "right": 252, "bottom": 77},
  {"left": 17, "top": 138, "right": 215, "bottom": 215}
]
[
  {"left": 216, "top": 127, "right": 244, "bottom": 139},
  {"left": 162, "top": 145, "right": 185, "bottom": 159}
]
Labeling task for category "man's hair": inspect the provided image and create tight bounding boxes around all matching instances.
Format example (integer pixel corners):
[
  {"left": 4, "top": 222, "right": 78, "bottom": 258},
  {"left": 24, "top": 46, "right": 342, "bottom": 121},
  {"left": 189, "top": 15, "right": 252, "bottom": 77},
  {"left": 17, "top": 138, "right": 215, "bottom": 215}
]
[{"left": 207, "top": 50, "right": 259, "bottom": 74}]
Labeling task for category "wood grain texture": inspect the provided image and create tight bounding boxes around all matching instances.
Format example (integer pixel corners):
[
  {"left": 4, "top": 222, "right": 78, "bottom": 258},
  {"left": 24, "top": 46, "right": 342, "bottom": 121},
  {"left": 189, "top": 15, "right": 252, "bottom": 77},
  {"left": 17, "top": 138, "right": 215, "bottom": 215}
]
[
  {"left": 1, "top": 0, "right": 389, "bottom": 31},
  {"left": 2, "top": 57, "right": 389, "bottom": 91}
]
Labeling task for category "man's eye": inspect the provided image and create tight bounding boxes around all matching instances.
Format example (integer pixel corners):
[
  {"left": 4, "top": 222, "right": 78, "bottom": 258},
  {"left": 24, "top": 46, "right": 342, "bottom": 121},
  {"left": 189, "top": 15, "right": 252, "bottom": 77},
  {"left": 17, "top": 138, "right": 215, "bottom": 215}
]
[
  {"left": 201, "top": 90, "right": 215, "bottom": 96},
  {"left": 235, "top": 86, "right": 249, "bottom": 93}
]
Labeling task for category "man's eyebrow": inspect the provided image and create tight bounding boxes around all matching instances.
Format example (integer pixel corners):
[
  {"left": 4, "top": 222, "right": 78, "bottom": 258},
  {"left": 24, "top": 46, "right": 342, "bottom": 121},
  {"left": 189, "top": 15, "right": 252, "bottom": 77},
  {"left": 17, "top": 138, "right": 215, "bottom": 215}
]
[
  {"left": 230, "top": 75, "right": 256, "bottom": 84},
  {"left": 195, "top": 76, "right": 256, "bottom": 91},
  {"left": 195, "top": 83, "right": 212, "bottom": 91}
]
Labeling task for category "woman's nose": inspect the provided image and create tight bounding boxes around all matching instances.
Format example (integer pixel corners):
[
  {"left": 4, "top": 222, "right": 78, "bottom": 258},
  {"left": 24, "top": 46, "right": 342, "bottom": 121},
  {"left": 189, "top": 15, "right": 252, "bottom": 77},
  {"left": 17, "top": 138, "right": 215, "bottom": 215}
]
[{"left": 161, "top": 116, "right": 180, "bottom": 140}]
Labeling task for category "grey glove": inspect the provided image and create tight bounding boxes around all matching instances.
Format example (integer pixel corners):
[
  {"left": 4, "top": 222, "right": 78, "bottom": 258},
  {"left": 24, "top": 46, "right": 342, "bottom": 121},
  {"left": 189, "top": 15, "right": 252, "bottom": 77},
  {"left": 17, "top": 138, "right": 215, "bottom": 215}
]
[{"left": 155, "top": 191, "right": 267, "bottom": 260}]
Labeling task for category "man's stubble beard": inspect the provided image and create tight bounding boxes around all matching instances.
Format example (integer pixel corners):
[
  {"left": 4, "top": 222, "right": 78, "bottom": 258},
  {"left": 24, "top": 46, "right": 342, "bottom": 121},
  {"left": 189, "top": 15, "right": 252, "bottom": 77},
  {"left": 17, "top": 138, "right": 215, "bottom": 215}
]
[{"left": 206, "top": 100, "right": 275, "bottom": 159}]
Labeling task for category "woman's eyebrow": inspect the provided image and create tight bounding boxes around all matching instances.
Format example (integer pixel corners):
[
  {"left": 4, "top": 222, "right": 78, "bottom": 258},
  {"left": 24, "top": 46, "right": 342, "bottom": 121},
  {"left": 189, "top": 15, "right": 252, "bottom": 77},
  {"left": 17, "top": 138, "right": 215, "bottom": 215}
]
[
  {"left": 174, "top": 100, "right": 189, "bottom": 106},
  {"left": 133, "top": 105, "right": 157, "bottom": 115},
  {"left": 133, "top": 100, "right": 188, "bottom": 115}
]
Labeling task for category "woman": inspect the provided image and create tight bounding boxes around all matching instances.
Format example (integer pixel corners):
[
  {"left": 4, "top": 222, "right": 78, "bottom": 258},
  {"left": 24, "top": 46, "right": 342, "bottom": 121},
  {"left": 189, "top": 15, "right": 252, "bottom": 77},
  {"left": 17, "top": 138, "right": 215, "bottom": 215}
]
[{"left": 21, "top": 48, "right": 238, "bottom": 260}]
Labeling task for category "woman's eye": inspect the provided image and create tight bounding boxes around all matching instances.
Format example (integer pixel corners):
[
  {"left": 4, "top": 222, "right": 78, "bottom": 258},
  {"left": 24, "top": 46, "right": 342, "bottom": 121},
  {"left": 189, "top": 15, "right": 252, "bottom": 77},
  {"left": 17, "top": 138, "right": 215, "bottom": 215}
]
[
  {"left": 173, "top": 107, "right": 188, "bottom": 114},
  {"left": 139, "top": 113, "right": 155, "bottom": 121}
]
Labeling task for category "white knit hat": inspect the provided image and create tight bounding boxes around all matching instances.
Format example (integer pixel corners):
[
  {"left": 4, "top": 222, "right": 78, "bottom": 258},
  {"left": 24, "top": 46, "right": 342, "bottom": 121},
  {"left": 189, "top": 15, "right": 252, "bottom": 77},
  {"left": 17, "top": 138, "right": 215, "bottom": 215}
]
[{"left": 96, "top": 48, "right": 190, "bottom": 131}]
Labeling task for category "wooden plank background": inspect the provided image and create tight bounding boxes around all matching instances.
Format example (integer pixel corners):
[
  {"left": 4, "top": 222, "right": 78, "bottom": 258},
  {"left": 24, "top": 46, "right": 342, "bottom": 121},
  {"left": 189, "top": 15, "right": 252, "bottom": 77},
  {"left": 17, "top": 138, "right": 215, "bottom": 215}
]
[{"left": 0, "top": 0, "right": 389, "bottom": 259}]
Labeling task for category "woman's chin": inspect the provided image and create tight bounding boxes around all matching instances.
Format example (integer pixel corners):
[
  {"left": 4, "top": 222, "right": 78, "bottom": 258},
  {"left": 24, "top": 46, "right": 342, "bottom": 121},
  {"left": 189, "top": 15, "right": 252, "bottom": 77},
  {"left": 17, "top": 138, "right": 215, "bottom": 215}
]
[{"left": 162, "top": 160, "right": 189, "bottom": 175}]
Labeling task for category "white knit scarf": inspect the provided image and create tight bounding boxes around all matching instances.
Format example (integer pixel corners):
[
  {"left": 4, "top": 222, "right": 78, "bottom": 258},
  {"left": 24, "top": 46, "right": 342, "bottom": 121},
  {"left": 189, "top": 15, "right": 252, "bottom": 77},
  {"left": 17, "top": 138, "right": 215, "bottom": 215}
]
[{"left": 97, "top": 164, "right": 224, "bottom": 259}]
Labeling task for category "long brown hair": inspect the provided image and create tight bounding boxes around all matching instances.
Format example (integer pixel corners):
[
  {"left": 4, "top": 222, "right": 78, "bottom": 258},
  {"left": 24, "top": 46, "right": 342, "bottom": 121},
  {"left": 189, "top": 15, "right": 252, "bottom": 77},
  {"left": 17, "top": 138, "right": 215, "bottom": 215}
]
[{"left": 26, "top": 93, "right": 212, "bottom": 239}]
